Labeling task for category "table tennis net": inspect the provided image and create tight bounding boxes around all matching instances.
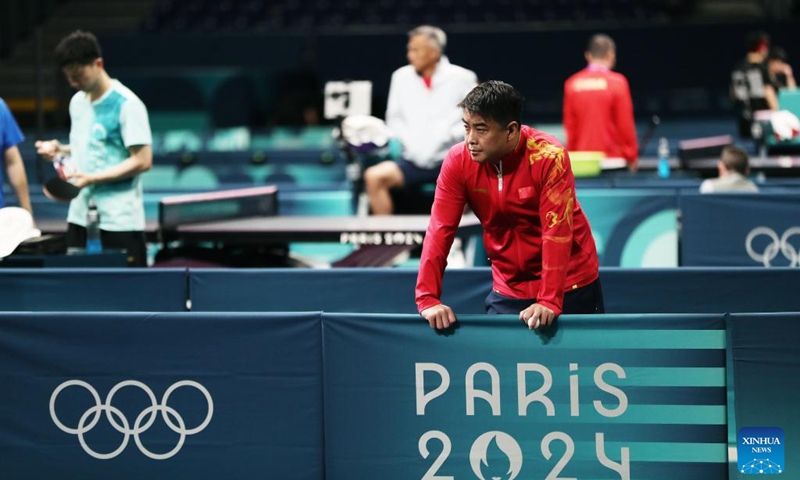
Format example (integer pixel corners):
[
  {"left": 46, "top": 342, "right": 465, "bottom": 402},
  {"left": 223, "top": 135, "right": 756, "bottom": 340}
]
[{"left": 159, "top": 186, "right": 278, "bottom": 231}]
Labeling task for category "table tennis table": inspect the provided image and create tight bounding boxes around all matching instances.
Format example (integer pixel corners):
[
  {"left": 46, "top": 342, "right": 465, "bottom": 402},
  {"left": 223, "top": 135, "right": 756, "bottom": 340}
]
[
  {"left": 157, "top": 186, "right": 480, "bottom": 267},
  {"left": 172, "top": 215, "right": 478, "bottom": 244},
  {"left": 171, "top": 214, "right": 480, "bottom": 267},
  {"left": 33, "top": 186, "right": 481, "bottom": 267}
]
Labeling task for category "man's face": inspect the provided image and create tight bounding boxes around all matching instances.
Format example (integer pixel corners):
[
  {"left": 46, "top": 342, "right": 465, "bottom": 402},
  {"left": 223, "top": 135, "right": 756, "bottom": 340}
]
[
  {"left": 62, "top": 59, "right": 102, "bottom": 92},
  {"left": 462, "top": 110, "right": 517, "bottom": 164},
  {"left": 407, "top": 34, "right": 439, "bottom": 74}
]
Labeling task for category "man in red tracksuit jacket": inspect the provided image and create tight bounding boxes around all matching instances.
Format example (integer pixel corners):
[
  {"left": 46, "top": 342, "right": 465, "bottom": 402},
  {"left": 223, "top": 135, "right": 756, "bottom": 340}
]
[
  {"left": 563, "top": 34, "right": 638, "bottom": 171},
  {"left": 417, "top": 81, "right": 602, "bottom": 331}
]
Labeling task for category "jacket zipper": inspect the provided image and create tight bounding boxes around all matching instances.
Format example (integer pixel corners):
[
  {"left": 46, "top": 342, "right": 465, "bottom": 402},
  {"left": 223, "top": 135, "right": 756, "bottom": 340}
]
[{"left": 494, "top": 160, "right": 503, "bottom": 191}]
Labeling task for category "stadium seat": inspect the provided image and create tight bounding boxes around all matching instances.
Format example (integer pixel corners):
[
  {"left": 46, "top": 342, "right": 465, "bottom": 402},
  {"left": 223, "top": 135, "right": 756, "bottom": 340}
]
[{"left": 175, "top": 165, "right": 220, "bottom": 189}]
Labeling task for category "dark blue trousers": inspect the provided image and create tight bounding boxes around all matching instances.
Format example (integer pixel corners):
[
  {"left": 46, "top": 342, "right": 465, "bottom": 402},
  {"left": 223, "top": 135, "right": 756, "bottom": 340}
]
[{"left": 485, "top": 279, "right": 605, "bottom": 314}]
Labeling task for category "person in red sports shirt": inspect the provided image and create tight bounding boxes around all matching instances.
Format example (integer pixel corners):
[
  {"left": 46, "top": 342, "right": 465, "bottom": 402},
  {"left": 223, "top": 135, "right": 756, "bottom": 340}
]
[
  {"left": 417, "top": 81, "right": 603, "bottom": 331},
  {"left": 563, "top": 33, "right": 638, "bottom": 171}
]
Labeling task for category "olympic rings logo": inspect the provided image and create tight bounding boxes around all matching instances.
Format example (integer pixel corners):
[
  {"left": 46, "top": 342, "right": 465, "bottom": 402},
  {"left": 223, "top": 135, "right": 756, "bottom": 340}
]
[
  {"left": 745, "top": 227, "right": 800, "bottom": 267},
  {"left": 50, "top": 380, "right": 213, "bottom": 460}
]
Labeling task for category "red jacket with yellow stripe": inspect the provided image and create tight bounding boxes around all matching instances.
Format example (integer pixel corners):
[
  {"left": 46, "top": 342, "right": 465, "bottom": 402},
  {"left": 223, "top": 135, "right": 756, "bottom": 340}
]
[{"left": 415, "top": 125, "right": 599, "bottom": 316}]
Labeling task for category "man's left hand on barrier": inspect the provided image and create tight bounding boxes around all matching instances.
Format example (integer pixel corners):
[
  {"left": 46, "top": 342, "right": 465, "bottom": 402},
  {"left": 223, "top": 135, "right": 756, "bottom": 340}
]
[{"left": 519, "top": 303, "right": 555, "bottom": 330}]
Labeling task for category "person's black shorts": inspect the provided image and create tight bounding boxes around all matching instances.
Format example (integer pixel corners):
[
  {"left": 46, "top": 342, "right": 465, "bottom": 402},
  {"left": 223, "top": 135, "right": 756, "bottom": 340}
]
[
  {"left": 397, "top": 158, "right": 441, "bottom": 188},
  {"left": 484, "top": 278, "right": 605, "bottom": 314},
  {"left": 66, "top": 223, "right": 147, "bottom": 267}
]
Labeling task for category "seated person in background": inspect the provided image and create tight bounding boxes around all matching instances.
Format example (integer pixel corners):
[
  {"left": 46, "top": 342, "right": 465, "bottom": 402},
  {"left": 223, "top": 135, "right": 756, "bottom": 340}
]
[
  {"left": 731, "top": 31, "right": 778, "bottom": 139},
  {"left": 563, "top": 33, "right": 639, "bottom": 171},
  {"left": 699, "top": 146, "right": 759, "bottom": 194},
  {"left": 767, "top": 46, "right": 797, "bottom": 91},
  {"left": 364, "top": 25, "right": 477, "bottom": 215}
]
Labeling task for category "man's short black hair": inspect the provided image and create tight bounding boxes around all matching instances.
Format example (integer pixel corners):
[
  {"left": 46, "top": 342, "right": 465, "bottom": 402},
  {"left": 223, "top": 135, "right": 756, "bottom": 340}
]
[
  {"left": 457, "top": 80, "right": 524, "bottom": 126},
  {"left": 55, "top": 30, "right": 102, "bottom": 68},
  {"left": 768, "top": 46, "right": 788, "bottom": 62}
]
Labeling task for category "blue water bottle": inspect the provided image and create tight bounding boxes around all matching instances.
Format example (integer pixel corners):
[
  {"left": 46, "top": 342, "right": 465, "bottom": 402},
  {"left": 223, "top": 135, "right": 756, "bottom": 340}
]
[
  {"left": 86, "top": 200, "right": 102, "bottom": 254},
  {"left": 657, "top": 137, "right": 671, "bottom": 179}
]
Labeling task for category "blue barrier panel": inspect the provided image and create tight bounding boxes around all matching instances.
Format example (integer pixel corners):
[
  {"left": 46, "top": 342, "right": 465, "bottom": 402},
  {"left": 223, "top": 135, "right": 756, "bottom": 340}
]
[
  {"left": 600, "top": 268, "right": 800, "bottom": 314},
  {"left": 0, "top": 312, "right": 324, "bottom": 480},
  {"left": 0, "top": 269, "right": 188, "bottom": 312},
  {"left": 322, "top": 313, "right": 728, "bottom": 479},
  {"left": 728, "top": 313, "right": 800, "bottom": 478},
  {"left": 5, "top": 266, "right": 789, "bottom": 315},
  {"left": 578, "top": 189, "right": 679, "bottom": 267},
  {"left": 189, "top": 268, "right": 490, "bottom": 313},
  {"left": 190, "top": 267, "right": 800, "bottom": 314},
  {"left": 681, "top": 192, "right": 800, "bottom": 267}
]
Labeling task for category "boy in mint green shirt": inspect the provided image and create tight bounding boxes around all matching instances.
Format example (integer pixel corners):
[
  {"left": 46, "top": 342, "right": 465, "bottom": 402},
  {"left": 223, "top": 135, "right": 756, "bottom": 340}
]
[{"left": 36, "top": 30, "right": 152, "bottom": 266}]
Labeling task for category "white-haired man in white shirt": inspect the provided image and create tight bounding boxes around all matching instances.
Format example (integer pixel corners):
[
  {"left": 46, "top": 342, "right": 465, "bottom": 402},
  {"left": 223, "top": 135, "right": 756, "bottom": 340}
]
[{"left": 364, "top": 25, "right": 477, "bottom": 215}]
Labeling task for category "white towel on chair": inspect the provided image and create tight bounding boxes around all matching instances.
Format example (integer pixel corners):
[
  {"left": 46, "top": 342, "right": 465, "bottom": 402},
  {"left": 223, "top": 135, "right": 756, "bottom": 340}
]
[{"left": 771, "top": 110, "right": 800, "bottom": 141}]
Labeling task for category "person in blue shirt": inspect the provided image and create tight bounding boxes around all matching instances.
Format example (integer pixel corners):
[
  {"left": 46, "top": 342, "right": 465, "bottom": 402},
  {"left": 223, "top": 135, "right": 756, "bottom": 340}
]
[
  {"left": 35, "top": 30, "right": 152, "bottom": 266},
  {"left": 0, "top": 98, "right": 32, "bottom": 215}
]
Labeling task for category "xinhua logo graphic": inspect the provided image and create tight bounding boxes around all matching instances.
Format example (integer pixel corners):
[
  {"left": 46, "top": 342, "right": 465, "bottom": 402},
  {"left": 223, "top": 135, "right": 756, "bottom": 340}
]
[{"left": 738, "top": 427, "right": 784, "bottom": 475}]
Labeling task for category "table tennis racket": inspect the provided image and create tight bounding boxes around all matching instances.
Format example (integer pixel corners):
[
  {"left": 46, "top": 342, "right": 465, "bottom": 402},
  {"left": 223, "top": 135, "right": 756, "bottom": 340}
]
[{"left": 43, "top": 177, "right": 81, "bottom": 202}]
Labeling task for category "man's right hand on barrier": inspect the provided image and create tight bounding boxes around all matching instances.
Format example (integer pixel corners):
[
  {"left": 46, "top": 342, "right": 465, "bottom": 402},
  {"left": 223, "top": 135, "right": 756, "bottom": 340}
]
[{"left": 421, "top": 304, "right": 457, "bottom": 330}]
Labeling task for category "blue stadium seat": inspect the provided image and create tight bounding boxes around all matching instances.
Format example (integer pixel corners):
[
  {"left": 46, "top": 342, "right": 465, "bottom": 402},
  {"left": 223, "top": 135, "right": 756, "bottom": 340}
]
[
  {"left": 264, "top": 171, "right": 298, "bottom": 185},
  {"left": 175, "top": 165, "right": 220, "bottom": 189}
]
